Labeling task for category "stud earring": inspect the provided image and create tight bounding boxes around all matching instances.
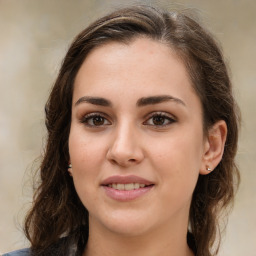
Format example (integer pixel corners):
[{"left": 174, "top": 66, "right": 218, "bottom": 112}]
[
  {"left": 206, "top": 166, "right": 212, "bottom": 172},
  {"left": 68, "top": 163, "right": 72, "bottom": 176}
]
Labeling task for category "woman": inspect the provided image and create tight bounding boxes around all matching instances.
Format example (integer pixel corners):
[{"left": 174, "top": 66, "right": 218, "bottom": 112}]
[{"left": 4, "top": 4, "right": 240, "bottom": 256}]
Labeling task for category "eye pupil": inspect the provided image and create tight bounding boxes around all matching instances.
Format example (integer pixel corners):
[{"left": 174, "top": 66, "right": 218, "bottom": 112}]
[
  {"left": 153, "top": 116, "right": 165, "bottom": 125},
  {"left": 93, "top": 116, "right": 104, "bottom": 125}
]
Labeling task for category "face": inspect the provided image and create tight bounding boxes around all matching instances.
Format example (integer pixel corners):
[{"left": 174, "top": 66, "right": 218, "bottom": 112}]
[{"left": 69, "top": 37, "right": 208, "bottom": 237}]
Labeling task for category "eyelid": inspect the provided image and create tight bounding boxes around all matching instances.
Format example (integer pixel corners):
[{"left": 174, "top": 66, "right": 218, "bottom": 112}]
[
  {"left": 144, "top": 111, "right": 176, "bottom": 120},
  {"left": 143, "top": 111, "right": 177, "bottom": 126},
  {"left": 80, "top": 112, "right": 112, "bottom": 127},
  {"left": 79, "top": 111, "right": 176, "bottom": 128}
]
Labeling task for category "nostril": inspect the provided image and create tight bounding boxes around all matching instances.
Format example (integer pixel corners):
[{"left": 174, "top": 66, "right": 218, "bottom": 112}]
[
  {"left": 110, "top": 159, "right": 118, "bottom": 165},
  {"left": 109, "top": 158, "right": 137, "bottom": 167}
]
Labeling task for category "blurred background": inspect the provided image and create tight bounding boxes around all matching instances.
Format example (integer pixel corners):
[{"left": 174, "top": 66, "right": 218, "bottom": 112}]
[{"left": 0, "top": 0, "right": 255, "bottom": 255}]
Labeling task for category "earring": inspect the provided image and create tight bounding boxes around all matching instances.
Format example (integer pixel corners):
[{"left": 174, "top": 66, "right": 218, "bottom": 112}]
[
  {"left": 68, "top": 163, "right": 72, "bottom": 176},
  {"left": 206, "top": 166, "right": 212, "bottom": 172}
]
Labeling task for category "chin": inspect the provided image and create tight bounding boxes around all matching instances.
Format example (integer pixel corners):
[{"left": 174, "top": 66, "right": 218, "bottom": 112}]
[
  {"left": 108, "top": 213, "right": 155, "bottom": 237},
  {"left": 107, "top": 222, "right": 151, "bottom": 237}
]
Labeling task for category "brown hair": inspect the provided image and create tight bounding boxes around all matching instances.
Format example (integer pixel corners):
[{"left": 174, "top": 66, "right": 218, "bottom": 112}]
[{"left": 24, "top": 5, "right": 240, "bottom": 256}]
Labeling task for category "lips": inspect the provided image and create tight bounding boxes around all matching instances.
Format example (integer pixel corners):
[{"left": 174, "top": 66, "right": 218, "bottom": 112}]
[
  {"left": 101, "top": 175, "right": 154, "bottom": 186},
  {"left": 101, "top": 175, "right": 154, "bottom": 201}
]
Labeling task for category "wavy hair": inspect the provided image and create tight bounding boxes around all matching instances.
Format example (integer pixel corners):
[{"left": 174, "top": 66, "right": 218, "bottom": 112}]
[{"left": 24, "top": 5, "right": 240, "bottom": 256}]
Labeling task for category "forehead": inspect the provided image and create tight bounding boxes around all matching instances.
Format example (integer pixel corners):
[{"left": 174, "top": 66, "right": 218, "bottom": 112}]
[{"left": 73, "top": 37, "right": 198, "bottom": 108}]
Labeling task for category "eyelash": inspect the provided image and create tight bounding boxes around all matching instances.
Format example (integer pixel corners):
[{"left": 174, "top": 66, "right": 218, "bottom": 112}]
[
  {"left": 80, "top": 112, "right": 111, "bottom": 127},
  {"left": 80, "top": 112, "right": 176, "bottom": 128},
  {"left": 143, "top": 112, "right": 176, "bottom": 127}
]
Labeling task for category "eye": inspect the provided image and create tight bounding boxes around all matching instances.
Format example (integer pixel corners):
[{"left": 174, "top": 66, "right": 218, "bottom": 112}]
[
  {"left": 81, "top": 113, "right": 111, "bottom": 127},
  {"left": 144, "top": 112, "right": 176, "bottom": 127}
]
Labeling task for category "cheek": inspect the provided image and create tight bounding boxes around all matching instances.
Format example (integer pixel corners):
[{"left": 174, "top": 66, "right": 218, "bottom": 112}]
[
  {"left": 69, "top": 129, "right": 106, "bottom": 169},
  {"left": 68, "top": 131, "right": 101, "bottom": 208},
  {"left": 149, "top": 129, "right": 203, "bottom": 198},
  {"left": 150, "top": 131, "right": 203, "bottom": 171},
  {"left": 68, "top": 129, "right": 105, "bottom": 195}
]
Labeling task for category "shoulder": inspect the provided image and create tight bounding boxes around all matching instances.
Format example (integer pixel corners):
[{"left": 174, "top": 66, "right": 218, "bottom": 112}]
[{"left": 2, "top": 248, "right": 30, "bottom": 256}]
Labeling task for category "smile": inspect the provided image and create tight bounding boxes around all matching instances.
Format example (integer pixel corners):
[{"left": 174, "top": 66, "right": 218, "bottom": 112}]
[
  {"left": 106, "top": 183, "right": 147, "bottom": 190},
  {"left": 101, "top": 175, "right": 154, "bottom": 201}
]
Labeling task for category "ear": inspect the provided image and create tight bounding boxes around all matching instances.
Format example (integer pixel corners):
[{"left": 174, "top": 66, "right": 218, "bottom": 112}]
[{"left": 200, "top": 120, "right": 227, "bottom": 175}]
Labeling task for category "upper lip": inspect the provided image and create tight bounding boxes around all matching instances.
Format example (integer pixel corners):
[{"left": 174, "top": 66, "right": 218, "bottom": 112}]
[{"left": 101, "top": 175, "right": 154, "bottom": 186}]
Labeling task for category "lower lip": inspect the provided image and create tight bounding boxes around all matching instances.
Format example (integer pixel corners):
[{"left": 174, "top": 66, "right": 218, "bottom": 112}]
[{"left": 102, "top": 185, "right": 154, "bottom": 202}]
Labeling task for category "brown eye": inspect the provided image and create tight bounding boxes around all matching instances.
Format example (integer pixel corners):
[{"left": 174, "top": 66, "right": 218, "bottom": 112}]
[
  {"left": 92, "top": 116, "right": 105, "bottom": 126},
  {"left": 81, "top": 113, "right": 111, "bottom": 127},
  {"left": 144, "top": 112, "right": 176, "bottom": 127},
  {"left": 152, "top": 116, "right": 165, "bottom": 125}
]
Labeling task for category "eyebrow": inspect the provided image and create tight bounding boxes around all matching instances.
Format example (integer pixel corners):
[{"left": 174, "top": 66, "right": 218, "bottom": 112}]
[
  {"left": 75, "top": 96, "right": 112, "bottom": 107},
  {"left": 136, "top": 95, "right": 186, "bottom": 107},
  {"left": 74, "top": 95, "right": 186, "bottom": 107}
]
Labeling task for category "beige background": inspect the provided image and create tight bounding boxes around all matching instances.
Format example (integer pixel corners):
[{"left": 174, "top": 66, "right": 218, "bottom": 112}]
[{"left": 0, "top": 0, "right": 255, "bottom": 255}]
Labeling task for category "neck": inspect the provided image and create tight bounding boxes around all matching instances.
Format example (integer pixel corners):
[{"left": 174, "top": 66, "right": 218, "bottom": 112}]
[{"left": 83, "top": 216, "right": 194, "bottom": 256}]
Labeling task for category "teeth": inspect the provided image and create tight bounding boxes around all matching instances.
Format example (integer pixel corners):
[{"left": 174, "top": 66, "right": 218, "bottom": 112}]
[
  {"left": 134, "top": 183, "right": 140, "bottom": 189},
  {"left": 116, "top": 184, "right": 124, "bottom": 190},
  {"left": 108, "top": 183, "right": 147, "bottom": 190},
  {"left": 124, "top": 183, "right": 134, "bottom": 190}
]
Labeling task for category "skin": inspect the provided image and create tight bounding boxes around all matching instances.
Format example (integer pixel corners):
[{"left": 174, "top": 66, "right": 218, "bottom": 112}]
[{"left": 69, "top": 37, "right": 227, "bottom": 256}]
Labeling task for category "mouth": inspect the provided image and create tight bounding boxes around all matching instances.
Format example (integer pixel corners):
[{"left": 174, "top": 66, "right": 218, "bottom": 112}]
[
  {"left": 101, "top": 175, "right": 154, "bottom": 201},
  {"left": 105, "top": 183, "right": 153, "bottom": 190}
]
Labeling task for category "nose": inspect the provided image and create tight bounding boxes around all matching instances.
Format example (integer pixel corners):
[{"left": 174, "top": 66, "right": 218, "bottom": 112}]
[{"left": 106, "top": 122, "right": 144, "bottom": 167}]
